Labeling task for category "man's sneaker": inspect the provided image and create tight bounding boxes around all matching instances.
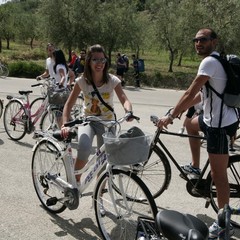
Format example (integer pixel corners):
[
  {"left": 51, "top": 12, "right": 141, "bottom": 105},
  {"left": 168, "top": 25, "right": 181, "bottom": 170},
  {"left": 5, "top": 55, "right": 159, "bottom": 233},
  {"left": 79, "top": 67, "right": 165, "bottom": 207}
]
[
  {"left": 99, "top": 199, "right": 106, "bottom": 217},
  {"left": 180, "top": 163, "right": 201, "bottom": 179},
  {"left": 209, "top": 221, "right": 234, "bottom": 239}
]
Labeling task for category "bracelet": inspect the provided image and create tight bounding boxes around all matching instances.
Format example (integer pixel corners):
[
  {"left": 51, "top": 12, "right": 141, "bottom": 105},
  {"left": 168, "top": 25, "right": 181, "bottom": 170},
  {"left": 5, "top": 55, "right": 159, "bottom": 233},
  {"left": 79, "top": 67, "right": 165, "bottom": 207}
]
[{"left": 167, "top": 113, "right": 175, "bottom": 121}]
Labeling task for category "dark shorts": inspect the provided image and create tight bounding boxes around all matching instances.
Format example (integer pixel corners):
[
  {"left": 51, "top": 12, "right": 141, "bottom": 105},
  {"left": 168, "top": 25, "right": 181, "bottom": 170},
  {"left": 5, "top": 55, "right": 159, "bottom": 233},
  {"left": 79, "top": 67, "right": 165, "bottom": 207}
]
[
  {"left": 116, "top": 68, "right": 125, "bottom": 76},
  {"left": 199, "top": 115, "right": 238, "bottom": 154}
]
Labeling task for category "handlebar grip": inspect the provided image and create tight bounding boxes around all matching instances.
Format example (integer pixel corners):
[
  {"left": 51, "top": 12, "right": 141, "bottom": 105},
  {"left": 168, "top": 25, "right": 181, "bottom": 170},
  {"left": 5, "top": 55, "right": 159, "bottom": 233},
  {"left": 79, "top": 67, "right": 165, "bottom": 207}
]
[
  {"left": 31, "top": 83, "right": 42, "bottom": 87},
  {"left": 64, "top": 118, "right": 84, "bottom": 127},
  {"left": 132, "top": 115, "right": 140, "bottom": 121}
]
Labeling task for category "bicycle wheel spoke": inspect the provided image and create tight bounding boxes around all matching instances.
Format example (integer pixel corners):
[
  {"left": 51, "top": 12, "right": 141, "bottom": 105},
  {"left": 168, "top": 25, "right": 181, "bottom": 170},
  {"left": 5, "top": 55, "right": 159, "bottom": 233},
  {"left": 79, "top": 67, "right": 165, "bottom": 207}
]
[
  {"left": 94, "top": 169, "right": 157, "bottom": 240},
  {"left": 3, "top": 100, "right": 27, "bottom": 140},
  {"left": 32, "top": 140, "right": 67, "bottom": 214}
]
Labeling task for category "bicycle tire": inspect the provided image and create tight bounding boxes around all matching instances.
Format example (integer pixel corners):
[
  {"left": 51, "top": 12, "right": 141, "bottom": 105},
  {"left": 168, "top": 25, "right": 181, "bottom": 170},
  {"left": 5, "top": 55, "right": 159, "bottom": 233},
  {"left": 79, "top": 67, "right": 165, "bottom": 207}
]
[
  {"left": 30, "top": 97, "right": 45, "bottom": 117},
  {"left": 137, "top": 145, "right": 171, "bottom": 199},
  {"left": 0, "top": 64, "right": 9, "bottom": 78},
  {"left": 209, "top": 155, "right": 240, "bottom": 228},
  {"left": 94, "top": 169, "right": 158, "bottom": 240},
  {"left": 0, "top": 100, "right": 3, "bottom": 119},
  {"left": 32, "top": 139, "right": 67, "bottom": 214},
  {"left": 3, "top": 99, "right": 27, "bottom": 140},
  {"left": 40, "top": 106, "right": 62, "bottom": 132}
]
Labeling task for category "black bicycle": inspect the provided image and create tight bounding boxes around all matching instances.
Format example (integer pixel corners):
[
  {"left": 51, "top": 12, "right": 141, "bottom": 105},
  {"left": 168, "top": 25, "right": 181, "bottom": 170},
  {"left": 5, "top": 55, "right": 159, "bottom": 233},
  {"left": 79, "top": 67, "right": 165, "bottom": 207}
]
[
  {"left": 136, "top": 114, "right": 240, "bottom": 228},
  {"left": 135, "top": 203, "right": 236, "bottom": 240}
]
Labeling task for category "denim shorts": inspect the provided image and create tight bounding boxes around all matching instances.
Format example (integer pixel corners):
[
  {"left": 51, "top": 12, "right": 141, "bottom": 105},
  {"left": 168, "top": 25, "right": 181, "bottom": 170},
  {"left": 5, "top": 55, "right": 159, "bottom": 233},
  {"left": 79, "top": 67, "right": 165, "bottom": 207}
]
[{"left": 199, "top": 115, "right": 238, "bottom": 154}]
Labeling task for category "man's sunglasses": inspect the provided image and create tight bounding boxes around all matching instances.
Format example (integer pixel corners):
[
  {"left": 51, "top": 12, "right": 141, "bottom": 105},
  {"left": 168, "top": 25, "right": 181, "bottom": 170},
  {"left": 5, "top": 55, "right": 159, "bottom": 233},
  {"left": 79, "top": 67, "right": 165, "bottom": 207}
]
[
  {"left": 192, "top": 37, "right": 213, "bottom": 43},
  {"left": 91, "top": 58, "right": 107, "bottom": 64}
]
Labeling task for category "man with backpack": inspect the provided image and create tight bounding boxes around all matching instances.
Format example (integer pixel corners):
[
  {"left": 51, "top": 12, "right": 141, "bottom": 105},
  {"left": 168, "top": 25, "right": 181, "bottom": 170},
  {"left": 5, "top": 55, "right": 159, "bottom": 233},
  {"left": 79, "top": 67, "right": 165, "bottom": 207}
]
[
  {"left": 116, "top": 53, "right": 127, "bottom": 86},
  {"left": 157, "top": 28, "right": 238, "bottom": 238}
]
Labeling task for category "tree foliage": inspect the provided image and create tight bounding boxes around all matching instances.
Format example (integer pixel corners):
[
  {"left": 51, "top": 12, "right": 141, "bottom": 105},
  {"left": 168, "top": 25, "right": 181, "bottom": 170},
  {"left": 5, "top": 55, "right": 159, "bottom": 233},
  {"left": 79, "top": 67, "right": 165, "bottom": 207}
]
[{"left": 1, "top": 0, "right": 240, "bottom": 71}]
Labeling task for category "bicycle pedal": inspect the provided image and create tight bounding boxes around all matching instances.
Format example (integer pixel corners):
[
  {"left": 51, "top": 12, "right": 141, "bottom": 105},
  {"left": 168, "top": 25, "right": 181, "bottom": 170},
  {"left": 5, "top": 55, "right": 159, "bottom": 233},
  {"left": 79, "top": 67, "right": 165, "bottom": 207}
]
[
  {"left": 179, "top": 173, "right": 188, "bottom": 181},
  {"left": 46, "top": 197, "right": 58, "bottom": 206}
]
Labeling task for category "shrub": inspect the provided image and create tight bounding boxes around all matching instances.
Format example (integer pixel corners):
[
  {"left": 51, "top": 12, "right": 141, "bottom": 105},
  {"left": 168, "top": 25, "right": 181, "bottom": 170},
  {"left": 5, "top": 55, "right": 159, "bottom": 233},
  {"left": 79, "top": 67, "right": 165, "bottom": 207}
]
[{"left": 9, "top": 61, "right": 45, "bottom": 78}]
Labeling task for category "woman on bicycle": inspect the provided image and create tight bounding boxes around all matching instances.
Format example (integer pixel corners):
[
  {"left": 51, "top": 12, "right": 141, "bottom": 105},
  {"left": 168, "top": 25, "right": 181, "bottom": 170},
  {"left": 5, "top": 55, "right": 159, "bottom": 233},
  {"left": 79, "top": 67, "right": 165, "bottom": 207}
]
[{"left": 61, "top": 44, "right": 133, "bottom": 184}]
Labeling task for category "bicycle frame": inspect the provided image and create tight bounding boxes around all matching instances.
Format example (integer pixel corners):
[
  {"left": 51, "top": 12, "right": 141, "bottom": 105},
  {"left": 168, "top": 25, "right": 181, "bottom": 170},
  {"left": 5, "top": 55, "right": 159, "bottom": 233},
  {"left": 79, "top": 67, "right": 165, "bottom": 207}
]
[
  {"left": 153, "top": 128, "right": 209, "bottom": 180},
  {"left": 44, "top": 136, "right": 109, "bottom": 196},
  {"left": 9, "top": 94, "right": 48, "bottom": 129}
]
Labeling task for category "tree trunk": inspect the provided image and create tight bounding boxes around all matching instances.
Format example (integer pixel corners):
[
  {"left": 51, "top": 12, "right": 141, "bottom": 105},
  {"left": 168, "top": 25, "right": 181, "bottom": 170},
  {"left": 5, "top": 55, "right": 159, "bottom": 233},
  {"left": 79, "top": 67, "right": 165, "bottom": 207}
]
[
  {"left": 0, "top": 38, "right": 2, "bottom": 53},
  {"left": 178, "top": 52, "right": 183, "bottom": 66},
  {"left": 30, "top": 38, "right": 34, "bottom": 49},
  {"left": 168, "top": 49, "right": 174, "bottom": 72}
]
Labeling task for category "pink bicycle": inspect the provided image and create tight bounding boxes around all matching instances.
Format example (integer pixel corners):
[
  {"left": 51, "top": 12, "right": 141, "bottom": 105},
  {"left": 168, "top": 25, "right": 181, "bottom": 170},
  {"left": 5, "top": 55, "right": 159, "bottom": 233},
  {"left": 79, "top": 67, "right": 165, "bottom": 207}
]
[{"left": 3, "top": 83, "right": 62, "bottom": 141}]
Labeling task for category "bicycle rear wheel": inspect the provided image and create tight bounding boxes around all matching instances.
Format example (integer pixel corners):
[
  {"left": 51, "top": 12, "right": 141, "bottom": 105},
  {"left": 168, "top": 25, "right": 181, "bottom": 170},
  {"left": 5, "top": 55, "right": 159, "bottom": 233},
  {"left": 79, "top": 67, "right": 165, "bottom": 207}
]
[
  {"left": 136, "top": 145, "right": 171, "bottom": 199},
  {"left": 40, "top": 106, "right": 62, "bottom": 132},
  {"left": 32, "top": 139, "right": 67, "bottom": 214},
  {"left": 94, "top": 169, "right": 158, "bottom": 240},
  {"left": 0, "top": 64, "right": 9, "bottom": 78},
  {"left": 209, "top": 155, "right": 240, "bottom": 227},
  {"left": 3, "top": 99, "right": 27, "bottom": 140}
]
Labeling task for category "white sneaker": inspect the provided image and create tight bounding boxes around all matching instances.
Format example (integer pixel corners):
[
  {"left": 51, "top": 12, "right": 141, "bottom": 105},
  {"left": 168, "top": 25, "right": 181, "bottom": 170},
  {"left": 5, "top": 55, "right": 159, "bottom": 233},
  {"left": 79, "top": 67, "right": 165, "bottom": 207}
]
[{"left": 209, "top": 221, "right": 234, "bottom": 239}]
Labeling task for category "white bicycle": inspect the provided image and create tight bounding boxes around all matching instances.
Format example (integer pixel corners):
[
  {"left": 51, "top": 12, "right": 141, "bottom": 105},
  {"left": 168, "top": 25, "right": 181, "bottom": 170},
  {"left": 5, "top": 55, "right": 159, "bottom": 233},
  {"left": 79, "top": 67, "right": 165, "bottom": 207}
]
[{"left": 31, "top": 114, "right": 157, "bottom": 240}]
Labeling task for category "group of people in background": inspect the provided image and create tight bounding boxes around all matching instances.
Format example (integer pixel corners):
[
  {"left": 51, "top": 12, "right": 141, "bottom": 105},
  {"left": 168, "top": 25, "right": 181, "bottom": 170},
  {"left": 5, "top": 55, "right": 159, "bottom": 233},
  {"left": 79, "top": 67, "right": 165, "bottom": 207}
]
[{"left": 116, "top": 52, "right": 141, "bottom": 88}]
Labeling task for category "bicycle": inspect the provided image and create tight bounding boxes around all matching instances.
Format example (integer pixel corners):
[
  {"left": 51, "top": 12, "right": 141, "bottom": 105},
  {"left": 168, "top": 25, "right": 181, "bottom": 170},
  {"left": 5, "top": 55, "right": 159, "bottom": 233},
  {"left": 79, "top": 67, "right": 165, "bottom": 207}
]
[
  {"left": 0, "top": 99, "right": 3, "bottom": 119},
  {"left": 136, "top": 113, "right": 240, "bottom": 228},
  {"left": 136, "top": 203, "right": 239, "bottom": 240},
  {"left": 3, "top": 83, "right": 62, "bottom": 140},
  {"left": 31, "top": 114, "right": 158, "bottom": 240},
  {"left": 0, "top": 62, "right": 9, "bottom": 78}
]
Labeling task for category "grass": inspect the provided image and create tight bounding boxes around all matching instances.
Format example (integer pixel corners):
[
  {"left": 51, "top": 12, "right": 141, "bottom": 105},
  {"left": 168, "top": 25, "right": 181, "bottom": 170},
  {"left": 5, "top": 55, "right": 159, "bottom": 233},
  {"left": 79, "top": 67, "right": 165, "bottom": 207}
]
[{"left": 0, "top": 40, "right": 200, "bottom": 90}]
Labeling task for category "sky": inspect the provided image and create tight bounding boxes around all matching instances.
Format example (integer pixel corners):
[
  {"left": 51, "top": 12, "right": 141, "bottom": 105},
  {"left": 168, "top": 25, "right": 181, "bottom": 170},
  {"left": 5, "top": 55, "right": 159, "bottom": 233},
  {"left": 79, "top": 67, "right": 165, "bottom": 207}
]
[{"left": 0, "top": 0, "right": 11, "bottom": 4}]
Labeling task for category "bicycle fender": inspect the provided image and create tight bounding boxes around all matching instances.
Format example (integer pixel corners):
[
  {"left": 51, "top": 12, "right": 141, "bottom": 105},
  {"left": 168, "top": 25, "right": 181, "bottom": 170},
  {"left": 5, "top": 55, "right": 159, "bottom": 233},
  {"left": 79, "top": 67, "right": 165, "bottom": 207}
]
[{"left": 32, "top": 137, "right": 63, "bottom": 153}]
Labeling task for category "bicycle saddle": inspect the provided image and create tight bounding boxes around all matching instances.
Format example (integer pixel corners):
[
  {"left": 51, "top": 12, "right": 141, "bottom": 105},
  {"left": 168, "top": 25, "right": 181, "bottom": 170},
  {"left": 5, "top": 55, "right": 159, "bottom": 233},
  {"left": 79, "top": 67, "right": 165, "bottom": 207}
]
[
  {"left": 19, "top": 90, "right": 33, "bottom": 95},
  {"left": 155, "top": 210, "right": 209, "bottom": 240}
]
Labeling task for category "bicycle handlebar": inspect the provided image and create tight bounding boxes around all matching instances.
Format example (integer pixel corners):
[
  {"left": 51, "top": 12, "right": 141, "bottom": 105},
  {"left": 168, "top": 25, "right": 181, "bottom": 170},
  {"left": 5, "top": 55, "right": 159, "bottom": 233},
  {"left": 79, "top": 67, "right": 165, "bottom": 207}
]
[{"left": 64, "top": 113, "right": 140, "bottom": 128}]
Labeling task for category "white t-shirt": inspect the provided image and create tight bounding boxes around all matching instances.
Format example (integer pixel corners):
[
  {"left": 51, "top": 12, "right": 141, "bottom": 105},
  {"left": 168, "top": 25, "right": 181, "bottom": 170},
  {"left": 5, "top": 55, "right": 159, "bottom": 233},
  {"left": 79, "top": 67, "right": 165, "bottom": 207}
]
[
  {"left": 76, "top": 74, "right": 121, "bottom": 120},
  {"left": 53, "top": 64, "right": 68, "bottom": 88},
  {"left": 46, "top": 57, "right": 55, "bottom": 78},
  {"left": 199, "top": 51, "right": 238, "bottom": 127}
]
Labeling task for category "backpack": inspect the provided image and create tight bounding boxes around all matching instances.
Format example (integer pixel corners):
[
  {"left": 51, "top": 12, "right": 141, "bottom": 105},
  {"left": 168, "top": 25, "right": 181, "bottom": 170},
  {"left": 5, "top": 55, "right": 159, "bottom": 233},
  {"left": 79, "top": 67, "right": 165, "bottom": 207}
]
[
  {"left": 206, "top": 54, "right": 240, "bottom": 108},
  {"left": 122, "top": 54, "right": 129, "bottom": 72}
]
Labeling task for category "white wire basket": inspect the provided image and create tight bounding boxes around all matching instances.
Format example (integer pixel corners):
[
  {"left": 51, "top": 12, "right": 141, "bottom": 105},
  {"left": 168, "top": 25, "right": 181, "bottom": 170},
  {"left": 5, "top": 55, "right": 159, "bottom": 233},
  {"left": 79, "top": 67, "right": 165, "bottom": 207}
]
[{"left": 103, "top": 128, "right": 152, "bottom": 165}]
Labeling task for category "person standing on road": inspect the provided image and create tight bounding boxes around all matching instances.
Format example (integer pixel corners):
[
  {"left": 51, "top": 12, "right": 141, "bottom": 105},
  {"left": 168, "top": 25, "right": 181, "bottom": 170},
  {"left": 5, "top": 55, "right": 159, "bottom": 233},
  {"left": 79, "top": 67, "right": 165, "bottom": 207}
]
[
  {"left": 157, "top": 28, "right": 238, "bottom": 238},
  {"left": 61, "top": 44, "right": 133, "bottom": 184},
  {"left": 131, "top": 54, "right": 140, "bottom": 88},
  {"left": 36, "top": 43, "right": 55, "bottom": 80},
  {"left": 116, "top": 53, "right": 126, "bottom": 86}
]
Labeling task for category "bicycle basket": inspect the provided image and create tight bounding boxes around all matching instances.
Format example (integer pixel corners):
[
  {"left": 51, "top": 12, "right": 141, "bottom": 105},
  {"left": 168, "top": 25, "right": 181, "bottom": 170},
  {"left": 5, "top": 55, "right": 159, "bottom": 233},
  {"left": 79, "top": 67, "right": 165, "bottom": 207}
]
[
  {"left": 47, "top": 87, "right": 70, "bottom": 106},
  {"left": 103, "top": 126, "right": 152, "bottom": 165}
]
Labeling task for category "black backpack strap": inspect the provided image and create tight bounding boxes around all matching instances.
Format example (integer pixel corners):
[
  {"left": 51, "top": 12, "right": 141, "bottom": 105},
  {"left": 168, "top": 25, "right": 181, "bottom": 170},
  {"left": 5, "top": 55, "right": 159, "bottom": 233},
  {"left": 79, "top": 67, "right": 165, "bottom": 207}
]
[{"left": 91, "top": 81, "right": 117, "bottom": 120}]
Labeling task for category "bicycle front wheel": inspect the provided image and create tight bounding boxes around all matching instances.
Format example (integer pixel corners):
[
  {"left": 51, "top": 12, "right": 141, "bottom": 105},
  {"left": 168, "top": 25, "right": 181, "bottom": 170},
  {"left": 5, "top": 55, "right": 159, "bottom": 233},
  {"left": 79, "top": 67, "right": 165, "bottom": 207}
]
[
  {"left": 209, "top": 155, "right": 240, "bottom": 227},
  {"left": 94, "top": 169, "right": 158, "bottom": 240},
  {"left": 137, "top": 145, "right": 171, "bottom": 199},
  {"left": 0, "top": 64, "right": 9, "bottom": 78},
  {"left": 3, "top": 99, "right": 27, "bottom": 140},
  {"left": 30, "top": 97, "right": 45, "bottom": 116},
  {"left": 32, "top": 139, "right": 67, "bottom": 214}
]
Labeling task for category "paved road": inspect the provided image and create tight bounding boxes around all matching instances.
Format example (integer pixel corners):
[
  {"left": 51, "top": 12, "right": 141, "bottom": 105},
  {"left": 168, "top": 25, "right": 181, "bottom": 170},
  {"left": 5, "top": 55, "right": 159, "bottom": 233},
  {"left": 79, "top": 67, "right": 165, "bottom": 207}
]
[{"left": 0, "top": 77, "right": 239, "bottom": 239}]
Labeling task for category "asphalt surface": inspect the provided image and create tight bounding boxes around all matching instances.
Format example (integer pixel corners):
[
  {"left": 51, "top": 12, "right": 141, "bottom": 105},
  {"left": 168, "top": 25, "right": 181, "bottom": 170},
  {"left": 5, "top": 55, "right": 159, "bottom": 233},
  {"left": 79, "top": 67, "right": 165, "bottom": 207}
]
[{"left": 0, "top": 77, "right": 239, "bottom": 239}]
